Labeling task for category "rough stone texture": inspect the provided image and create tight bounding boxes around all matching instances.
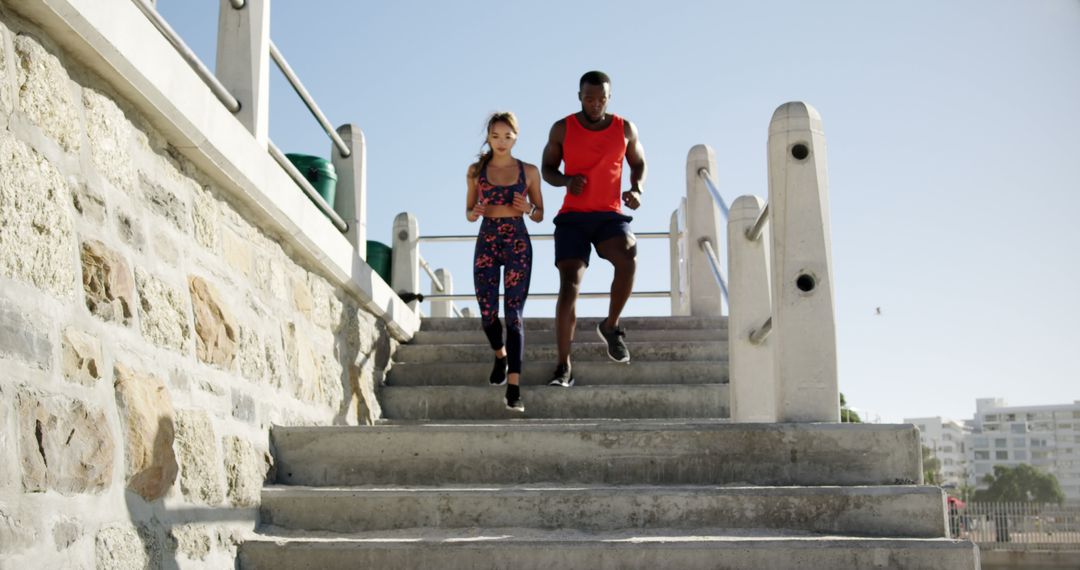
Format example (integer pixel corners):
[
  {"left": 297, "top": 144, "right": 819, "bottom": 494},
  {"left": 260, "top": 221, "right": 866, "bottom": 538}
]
[
  {"left": 16, "top": 388, "right": 114, "bottom": 494},
  {"left": 71, "top": 181, "right": 106, "bottom": 224},
  {"left": 221, "top": 226, "right": 253, "bottom": 277},
  {"left": 0, "top": 508, "right": 37, "bottom": 555},
  {"left": 113, "top": 363, "right": 178, "bottom": 502},
  {"left": 223, "top": 435, "right": 263, "bottom": 507},
  {"left": 191, "top": 184, "right": 219, "bottom": 252},
  {"left": 0, "top": 299, "right": 52, "bottom": 370},
  {"left": 61, "top": 327, "right": 101, "bottom": 386},
  {"left": 14, "top": 34, "right": 80, "bottom": 152},
  {"left": 189, "top": 276, "right": 237, "bottom": 368},
  {"left": 291, "top": 276, "right": 314, "bottom": 319},
  {"left": 169, "top": 524, "right": 211, "bottom": 561},
  {"left": 83, "top": 87, "right": 136, "bottom": 194},
  {"left": 135, "top": 268, "right": 191, "bottom": 354},
  {"left": 152, "top": 231, "right": 179, "bottom": 266},
  {"left": 282, "top": 321, "right": 322, "bottom": 405},
  {"left": 350, "top": 309, "right": 385, "bottom": 425},
  {"left": 114, "top": 206, "right": 145, "bottom": 252},
  {"left": 256, "top": 252, "right": 289, "bottom": 306},
  {"left": 237, "top": 326, "right": 266, "bottom": 383},
  {"left": 0, "top": 128, "right": 76, "bottom": 297},
  {"left": 174, "top": 410, "right": 224, "bottom": 505},
  {"left": 80, "top": 239, "right": 135, "bottom": 326},
  {"left": 52, "top": 518, "right": 83, "bottom": 551},
  {"left": 0, "top": 393, "right": 15, "bottom": 489},
  {"left": 0, "top": 23, "right": 12, "bottom": 117},
  {"left": 309, "top": 274, "right": 343, "bottom": 332},
  {"left": 95, "top": 523, "right": 160, "bottom": 570},
  {"left": 231, "top": 389, "right": 255, "bottom": 423},
  {"left": 140, "top": 172, "right": 189, "bottom": 234}
]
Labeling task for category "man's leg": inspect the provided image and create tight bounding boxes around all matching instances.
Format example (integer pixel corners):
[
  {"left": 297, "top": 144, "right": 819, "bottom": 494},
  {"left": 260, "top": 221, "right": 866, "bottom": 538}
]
[
  {"left": 555, "top": 259, "right": 586, "bottom": 367},
  {"left": 596, "top": 234, "right": 637, "bottom": 329}
]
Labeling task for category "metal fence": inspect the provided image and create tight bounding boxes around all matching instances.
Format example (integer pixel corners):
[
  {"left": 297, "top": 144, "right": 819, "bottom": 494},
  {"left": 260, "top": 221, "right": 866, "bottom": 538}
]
[{"left": 954, "top": 502, "right": 1080, "bottom": 550}]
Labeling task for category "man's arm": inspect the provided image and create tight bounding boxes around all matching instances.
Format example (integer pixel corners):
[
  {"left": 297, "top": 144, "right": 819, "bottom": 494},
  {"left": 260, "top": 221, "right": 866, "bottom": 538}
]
[
  {"left": 622, "top": 119, "right": 647, "bottom": 209},
  {"left": 543, "top": 120, "right": 587, "bottom": 195}
]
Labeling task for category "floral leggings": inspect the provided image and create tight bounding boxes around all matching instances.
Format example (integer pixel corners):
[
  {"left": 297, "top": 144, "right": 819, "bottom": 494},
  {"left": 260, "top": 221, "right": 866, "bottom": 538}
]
[{"left": 473, "top": 217, "right": 532, "bottom": 374}]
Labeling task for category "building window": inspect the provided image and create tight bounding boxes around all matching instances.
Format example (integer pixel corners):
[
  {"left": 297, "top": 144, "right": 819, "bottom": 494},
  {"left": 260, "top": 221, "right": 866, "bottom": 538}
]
[
  {"left": 995, "top": 438, "right": 1008, "bottom": 448},
  {"left": 1011, "top": 423, "right": 1027, "bottom": 434},
  {"left": 996, "top": 451, "right": 1009, "bottom": 460},
  {"left": 974, "top": 436, "right": 988, "bottom": 447},
  {"left": 1015, "top": 450, "right": 1029, "bottom": 461},
  {"left": 974, "top": 451, "right": 990, "bottom": 460}
]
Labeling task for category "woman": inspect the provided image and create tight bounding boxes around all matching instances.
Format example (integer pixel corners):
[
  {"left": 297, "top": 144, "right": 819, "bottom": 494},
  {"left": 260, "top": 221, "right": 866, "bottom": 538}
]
[{"left": 466, "top": 112, "right": 544, "bottom": 412}]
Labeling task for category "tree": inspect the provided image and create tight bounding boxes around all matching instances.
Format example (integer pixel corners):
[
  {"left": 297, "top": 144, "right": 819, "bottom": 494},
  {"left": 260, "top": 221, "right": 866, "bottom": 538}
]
[
  {"left": 922, "top": 445, "right": 942, "bottom": 485},
  {"left": 840, "top": 393, "right": 861, "bottom": 423},
  {"left": 974, "top": 464, "right": 1065, "bottom": 504}
]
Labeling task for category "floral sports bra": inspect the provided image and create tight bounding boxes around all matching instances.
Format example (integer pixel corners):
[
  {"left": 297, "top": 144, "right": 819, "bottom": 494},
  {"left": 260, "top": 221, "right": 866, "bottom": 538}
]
[{"left": 478, "top": 160, "right": 526, "bottom": 206}]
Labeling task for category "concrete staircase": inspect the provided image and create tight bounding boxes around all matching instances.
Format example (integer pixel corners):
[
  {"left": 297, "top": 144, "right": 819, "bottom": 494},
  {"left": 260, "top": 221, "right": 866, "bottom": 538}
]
[{"left": 239, "top": 316, "right": 979, "bottom": 569}]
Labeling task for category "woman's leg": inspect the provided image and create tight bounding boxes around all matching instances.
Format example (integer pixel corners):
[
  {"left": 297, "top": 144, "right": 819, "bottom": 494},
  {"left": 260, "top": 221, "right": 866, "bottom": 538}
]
[
  {"left": 503, "top": 227, "right": 533, "bottom": 386},
  {"left": 474, "top": 225, "right": 506, "bottom": 384}
]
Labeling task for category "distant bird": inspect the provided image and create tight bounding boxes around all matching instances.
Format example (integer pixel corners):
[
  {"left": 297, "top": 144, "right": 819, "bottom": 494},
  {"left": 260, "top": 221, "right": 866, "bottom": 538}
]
[{"left": 875, "top": 307, "right": 882, "bottom": 316}]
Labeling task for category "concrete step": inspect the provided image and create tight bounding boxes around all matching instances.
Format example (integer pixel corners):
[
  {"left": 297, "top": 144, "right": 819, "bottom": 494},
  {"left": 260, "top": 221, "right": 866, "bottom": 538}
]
[
  {"left": 272, "top": 421, "right": 922, "bottom": 487},
  {"left": 420, "top": 315, "right": 729, "bottom": 333},
  {"left": 239, "top": 530, "right": 979, "bottom": 570},
  {"left": 379, "top": 384, "right": 728, "bottom": 420},
  {"left": 387, "top": 360, "right": 728, "bottom": 387},
  {"left": 412, "top": 327, "right": 726, "bottom": 345},
  {"left": 393, "top": 340, "right": 726, "bottom": 364},
  {"left": 259, "top": 484, "right": 947, "bottom": 538}
]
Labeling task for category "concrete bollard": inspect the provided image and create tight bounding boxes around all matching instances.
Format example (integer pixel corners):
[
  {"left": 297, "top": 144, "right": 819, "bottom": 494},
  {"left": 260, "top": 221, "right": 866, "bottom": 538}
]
[
  {"left": 331, "top": 124, "right": 367, "bottom": 257},
  {"left": 391, "top": 212, "right": 420, "bottom": 313},
  {"left": 767, "top": 102, "right": 839, "bottom": 423},
  {"left": 431, "top": 268, "right": 454, "bottom": 318},
  {"left": 669, "top": 198, "right": 690, "bottom": 317},
  {"left": 215, "top": 0, "right": 270, "bottom": 145},
  {"left": 685, "top": 145, "right": 725, "bottom": 316},
  {"left": 728, "top": 195, "right": 776, "bottom": 422}
]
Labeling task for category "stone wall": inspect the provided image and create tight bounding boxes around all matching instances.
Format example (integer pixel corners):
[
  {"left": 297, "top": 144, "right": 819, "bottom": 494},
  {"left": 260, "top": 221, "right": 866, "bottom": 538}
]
[{"left": 0, "top": 6, "right": 393, "bottom": 568}]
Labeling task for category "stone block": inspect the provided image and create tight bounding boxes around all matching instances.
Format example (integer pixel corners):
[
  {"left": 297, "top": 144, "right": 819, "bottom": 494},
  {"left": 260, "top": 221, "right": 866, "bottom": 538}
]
[
  {"left": 168, "top": 524, "right": 210, "bottom": 561},
  {"left": 52, "top": 518, "right": 83, "bottom": 551},
  {"left": 135, "top": 268, "right": 191, "bottom": 354},
  {"left": 80, "top": 239, "right": 135, "bottom": 326},
  {"left": 15, "top": 388, "right": 114, "bottom": 494},
  {"left": 174, "top": 409, "right": 224, "bottom": 505},
  {"left": 0, "top": 129, "right": 76, "bottom": 297},
  {"left": 188, "top": 276, "right": 237, "bottom": 368},
  {"left": 82, "top": 88, "right": 136, "bottom": 194},
  {"left": 223, "top": 435, "right": 263, "bottom": 507},
  {"left": 309, "top": 273, "right": 343, "bottom": 332},
  {"left": 282, "top": 321, "right": 321, "bottom": 404},
  {"left": 237, "top": 326, "right": 266, "bottom": 383},
  {"left": 0, "top": 300, "right": 52, "bottom": 370},
  {"left": 221, "top": 226, "right": 253, "bottom": 277},
  {"left": 139, "top": 172, "right": 189, "bottom": 234},
  {"left": 230, "top": 389, "right": 255, "bottom": 423},
  {"left": 0, "top": 393, "right": 15, "bottom": 489},
  {"left": 0, "top": 508, "right": 37, "bottom": 555},
  {"left": 0, "top": 23, "right": 12, "bottom": 117},
  {"left": 61, "top": 327, "right": 101, "bottom": 386},
  {"left": 71, "top": 180, "right": 106, "bottom": 224},
  {"left": 95, "top": 523, "right": 160, "bottom": 570},
  {"left": 13, "top": 34, "right": 80, "bottom": 152},
  {"left": 291, "top": 275, "right": 314, "bottom": 318},
  {"left": 113, "top": 363, "right": 178, "bottom": 502},
  {"left": 152, "top": 231, "right": 179, "bottom": 266},
  {"left": 114, "top": 206, "right": 145, "bottom": 252},
  {"left": 191, "top": 184, "right": 219, "bottom": 252}
]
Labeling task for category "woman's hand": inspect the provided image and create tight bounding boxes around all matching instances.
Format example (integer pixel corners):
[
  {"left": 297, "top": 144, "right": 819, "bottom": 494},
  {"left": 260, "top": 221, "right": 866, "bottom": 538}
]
[
  {"left": 511, "top": 192, "right": 531, "bottom": 215},
  {"left": 469, "top": 200, "right": 487, "bottom": 221}
]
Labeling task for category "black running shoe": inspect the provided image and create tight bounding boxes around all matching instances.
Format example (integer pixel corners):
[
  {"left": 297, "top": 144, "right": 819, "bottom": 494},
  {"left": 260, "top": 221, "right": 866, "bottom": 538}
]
[
  {"left": 597, "top": 319, "right": 630, "bottom": 363},
  {"left": 547, "top": 363, "right": 575, "bottom": 387},
  {"left": 505, "top": 384, "right": 524, "bottom": 412},
  {"left": 490, "top": 355, "right": 508, "bottom": 386}
]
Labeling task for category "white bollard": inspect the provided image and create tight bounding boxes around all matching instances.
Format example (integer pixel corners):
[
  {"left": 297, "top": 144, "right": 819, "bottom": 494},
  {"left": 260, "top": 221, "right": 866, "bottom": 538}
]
[
  {"left": 431, "top": 268, "right": 454, "bottom": 318},
  {"left": 767, "top": 102, "right": 839, "bottom": 423},
  {"left": 685, "top": 145, "right": 725, "bottom": 316},
  {"left": 331, "top": 124, "right": 368, "bottom": 257},
  {"left": 669, "top": 198, "right": 690, "bottom": 316},
  {"left": 728, "top": 195, "right": 776, "bottom": 422},
  {"left": 391, "top": 212, "right": 420, "bottom": 313},
  {"left": 215, "top": 0, "right": 270, "bottom": 145}
]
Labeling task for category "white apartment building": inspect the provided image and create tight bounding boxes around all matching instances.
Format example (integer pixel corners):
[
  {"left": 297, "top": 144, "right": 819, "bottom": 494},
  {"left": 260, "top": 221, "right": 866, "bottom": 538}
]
[
  {"left": 968, "top": 398, "right": 1080, "bottom": 501},
  {"left": 905, "top": 416, "right": 970, "bottom": 488}
]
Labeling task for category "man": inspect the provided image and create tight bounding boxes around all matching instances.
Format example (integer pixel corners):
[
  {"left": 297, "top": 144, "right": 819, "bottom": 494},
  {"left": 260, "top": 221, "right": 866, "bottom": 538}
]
[{"left": 541, "top": 70, "right": 647, "bottom": 387}]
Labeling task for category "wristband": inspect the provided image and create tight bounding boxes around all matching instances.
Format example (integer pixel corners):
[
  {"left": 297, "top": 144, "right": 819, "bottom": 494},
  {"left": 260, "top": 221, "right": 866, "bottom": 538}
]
[{"left": 528, "top": 203, "right": 538, "bottom": 216}]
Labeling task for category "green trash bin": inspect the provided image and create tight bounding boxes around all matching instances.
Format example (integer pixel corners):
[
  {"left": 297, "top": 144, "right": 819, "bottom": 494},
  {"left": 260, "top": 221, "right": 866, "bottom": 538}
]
[
  {"left": 366, "top": 241, "right": 392, "bottom": 284},
  {"left": 285, "top": 153, "right": 338, "bottom": 208}
]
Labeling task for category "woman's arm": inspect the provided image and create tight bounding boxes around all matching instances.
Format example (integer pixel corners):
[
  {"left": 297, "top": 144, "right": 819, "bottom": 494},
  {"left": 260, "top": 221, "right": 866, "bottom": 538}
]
[
  {"left": 465, "top": 164, "right": 485, "bottom": 222},
  {"left": 526, "top": 163, "right": 544, "bottom": 223}
]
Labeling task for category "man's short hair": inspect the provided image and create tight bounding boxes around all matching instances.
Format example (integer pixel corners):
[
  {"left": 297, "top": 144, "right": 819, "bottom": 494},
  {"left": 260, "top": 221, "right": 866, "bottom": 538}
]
[{"left": 579, "top": 71, "right": 611, "bottom": 90}]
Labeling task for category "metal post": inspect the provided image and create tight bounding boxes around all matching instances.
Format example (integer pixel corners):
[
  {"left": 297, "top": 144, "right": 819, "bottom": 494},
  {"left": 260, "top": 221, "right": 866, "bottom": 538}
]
[
  {"left": 685, "top": 144, "right": 725, "bottom": 316},
  {"left": 216, "top": 0, "right": 270, "bottom": 144},
  {"left": 728, "top": 195, "right": 775, "bottom": 422},
  {"left": 768, "top": 102, "right": 839, "bottom": 423},
  {"left": 391, "top": 212, "right": 420, "bottom": 313},
  {"left": 331, "top": 124, "right": 367, "bottom": 256},
  {"left": 669, "top": 198, "right": 690, "bottom": 316},
  {"left": 431, "top": 268, "right": 454, "bottom": 318}
]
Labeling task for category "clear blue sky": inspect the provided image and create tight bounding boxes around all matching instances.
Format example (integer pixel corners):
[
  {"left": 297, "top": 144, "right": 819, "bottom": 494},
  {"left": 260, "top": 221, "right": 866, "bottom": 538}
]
[{"left": 159, "top": 0, "right": 1079, "bottom": 423}]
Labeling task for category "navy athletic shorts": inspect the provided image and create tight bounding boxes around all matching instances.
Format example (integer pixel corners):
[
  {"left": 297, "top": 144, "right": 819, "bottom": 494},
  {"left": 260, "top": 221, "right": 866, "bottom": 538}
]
[{"left": 552, "top": 211, "right": 634, "bottom": 267}]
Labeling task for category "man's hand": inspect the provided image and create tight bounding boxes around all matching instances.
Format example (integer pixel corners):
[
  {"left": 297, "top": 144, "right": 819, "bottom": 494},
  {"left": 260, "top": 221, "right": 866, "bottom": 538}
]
[
  {"left": 622, "top": 188, "right": 641, "bottom": 210},
  {"left": 567, "top": 175, "right": 587, "bottom": 196}
]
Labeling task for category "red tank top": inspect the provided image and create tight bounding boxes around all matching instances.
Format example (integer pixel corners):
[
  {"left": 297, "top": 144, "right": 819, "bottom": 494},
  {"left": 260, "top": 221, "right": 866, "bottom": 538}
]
[{"left": 559, "top": 113, "right": 627, "bottom": 214}]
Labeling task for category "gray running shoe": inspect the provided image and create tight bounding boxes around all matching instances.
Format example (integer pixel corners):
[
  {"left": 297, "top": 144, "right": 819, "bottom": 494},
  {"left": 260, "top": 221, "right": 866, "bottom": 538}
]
[
  {"left": 547, "top": 363, "right": 575, "bottom": 387},
  {"left": 597, "top": 319, "right": 630, "bottom": 363},
  {"left": 505, "top": 384, "right": 524, "bottom": 412}
]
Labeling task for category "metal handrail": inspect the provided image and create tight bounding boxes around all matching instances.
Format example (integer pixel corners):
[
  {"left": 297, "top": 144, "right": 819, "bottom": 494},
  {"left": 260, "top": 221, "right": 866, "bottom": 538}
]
[
  {"left": 417, "top": 256, "right": 445, "bottom": 292},
  {"left": 749, "top": 316, "right": 772, "bottom": 345},
  {"left": 131, "top": 0, "right": 241, "bottom": 113},
  {"left": 419, "top": 231, "right": 671, "bottom": 243},
  {"left": 268, "top": 41, "right": 351, "bottom": 158},
  {"left": 268, "top": 142, "right": 348, "bottom": 231},
  {"left": 699, "top": 238, "right": 730, "bottom": 301},
  {"left": 425, "top": 291, "right": 672, "bottom": 302},
  {"left": 747, "top": 203, "right": 769, "bottom": 242},
  {"left": 229, "top": 0, "right": 246, "bottom": 8},
  {"left": 697, "top": 168, "right": 730, "bottom": 219}
]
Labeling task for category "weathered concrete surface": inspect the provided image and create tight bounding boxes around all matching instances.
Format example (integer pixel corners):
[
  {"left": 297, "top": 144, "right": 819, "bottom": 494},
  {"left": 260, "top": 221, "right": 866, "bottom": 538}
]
[
  {"left": 240, "top": 533, "right": 979, "bottom": 570},
  {"left": 261, "top": 484, "right": 947, "bottom": 537},
  {"left": 379, "top": 384, "right": 728, "bottom": 420},
  {"left": 412, "top": 327, "right": 727, "bottom": 345},
  {"left": 393, "top": 340, "right": 727, "bottom": 364},
  {"left": 272, "top": 422, "right": 922, "bottom": 487},
  {"left": 980, "top": 549, "right": 1080, "bottom": 570},
  {"left": 387, "top": 360, "right": 727, "bottom": 387},
  {"left": 419, "top": 316, "right": 729, "bottom": 332}
]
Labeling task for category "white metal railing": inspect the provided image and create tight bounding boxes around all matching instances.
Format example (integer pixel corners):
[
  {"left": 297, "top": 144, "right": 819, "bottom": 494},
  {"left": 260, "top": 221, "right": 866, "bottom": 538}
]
[
  {"left": 267, "top": 40, "right": 351, "bottom": 158},
  {"left": 955, "top": 502, "right": 1080, "bottom": 549}
]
